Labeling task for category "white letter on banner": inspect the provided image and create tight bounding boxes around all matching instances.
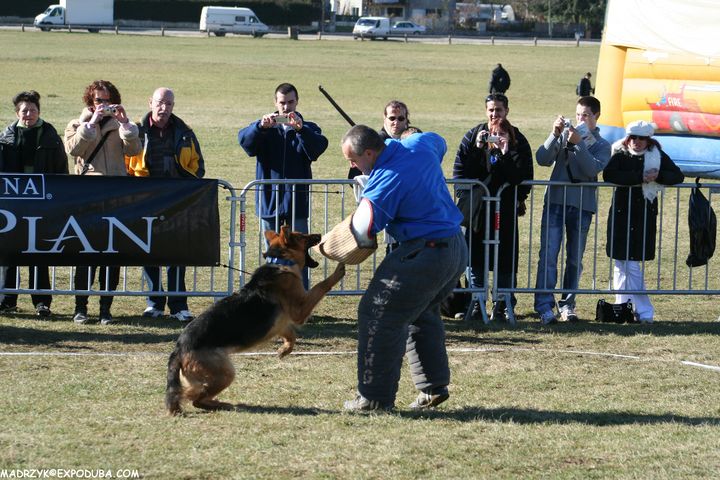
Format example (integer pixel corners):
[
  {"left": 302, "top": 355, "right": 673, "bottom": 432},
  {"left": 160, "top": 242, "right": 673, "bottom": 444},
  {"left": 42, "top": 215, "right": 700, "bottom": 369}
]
[
  {"left": 0, "top": 210, "right": 17, "bottom": 233},
  {"left": 103, "top": 217, "right": 156, "bottom": 253},
  {"left": 22, "top": 179, "right": 39, "bottom": 196},
  {"left": 25, "top": 216, "right": 98, "bottom": 253},
  {"left": 2, "top": 177, "right": 19, "bottom": 195}
]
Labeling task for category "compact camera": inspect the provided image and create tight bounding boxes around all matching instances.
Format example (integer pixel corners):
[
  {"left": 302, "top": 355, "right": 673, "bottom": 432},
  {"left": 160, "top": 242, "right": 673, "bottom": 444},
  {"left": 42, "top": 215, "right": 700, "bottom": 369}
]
[
  {"left": 481, "top": 132, "right": 501, "bottom": 144},
  {"left": 563, "top": 119, "right": 572, "bottom": 129},
  {"left": 275, "top": 115, "right": 291, "bottom": 124},
  {"left": 99, "top": 105, "right": 117, "bottom": 117}
]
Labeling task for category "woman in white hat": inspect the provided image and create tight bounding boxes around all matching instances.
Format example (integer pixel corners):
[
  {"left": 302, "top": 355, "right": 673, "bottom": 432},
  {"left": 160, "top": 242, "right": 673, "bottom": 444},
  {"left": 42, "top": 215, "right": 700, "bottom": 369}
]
[{"left": 603, "top": 120, "right": 684, "bottom": 323}]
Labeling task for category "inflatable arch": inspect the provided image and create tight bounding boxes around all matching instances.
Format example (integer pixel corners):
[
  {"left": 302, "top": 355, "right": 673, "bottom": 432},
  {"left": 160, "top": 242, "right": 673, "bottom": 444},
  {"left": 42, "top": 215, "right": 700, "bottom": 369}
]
[{"left": 595, "top": 0, "right": 720, "bottom": 178}]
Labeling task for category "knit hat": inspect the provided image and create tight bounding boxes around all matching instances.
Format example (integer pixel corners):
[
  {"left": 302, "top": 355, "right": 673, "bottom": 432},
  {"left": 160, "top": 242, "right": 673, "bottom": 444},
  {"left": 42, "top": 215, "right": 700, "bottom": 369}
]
[{"left": 626, "top": 120, "right": 654, "bottom": 137}]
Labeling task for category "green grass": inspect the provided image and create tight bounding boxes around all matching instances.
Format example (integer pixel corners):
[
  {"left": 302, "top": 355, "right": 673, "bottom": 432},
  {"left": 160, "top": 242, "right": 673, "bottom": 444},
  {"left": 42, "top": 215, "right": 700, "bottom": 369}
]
[{"left": 2, "top": 31, "right": 720, "bottom": 479}]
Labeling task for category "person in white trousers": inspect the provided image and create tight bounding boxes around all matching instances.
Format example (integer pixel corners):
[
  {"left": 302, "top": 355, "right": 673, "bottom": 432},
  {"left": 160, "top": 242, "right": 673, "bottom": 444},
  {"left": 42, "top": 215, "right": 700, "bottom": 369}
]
[{"left": 603, "top": 121, "right": 684, "bottom": 323}]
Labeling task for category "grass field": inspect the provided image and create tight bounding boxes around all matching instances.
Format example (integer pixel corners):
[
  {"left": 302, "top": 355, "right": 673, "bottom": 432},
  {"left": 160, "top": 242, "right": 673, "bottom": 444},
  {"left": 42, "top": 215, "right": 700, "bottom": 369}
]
[{"left": 2, "top": 31, "right": 720, "bottom": 479}]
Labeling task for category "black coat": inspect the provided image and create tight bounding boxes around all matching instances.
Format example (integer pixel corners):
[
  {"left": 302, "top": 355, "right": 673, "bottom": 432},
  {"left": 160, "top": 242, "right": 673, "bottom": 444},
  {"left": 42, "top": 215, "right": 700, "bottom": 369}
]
[
  {"left": 0, "top": 120, "right": 68, "bottom": 174},
  {"left": 453, "top": 123, "right": 533, "bottom": 275},
  {"left": 603, "top": 146, "right": 684, "bottom": 261},
  {"left": 489, "top": 65, "right": 510, "bottom": 94}
]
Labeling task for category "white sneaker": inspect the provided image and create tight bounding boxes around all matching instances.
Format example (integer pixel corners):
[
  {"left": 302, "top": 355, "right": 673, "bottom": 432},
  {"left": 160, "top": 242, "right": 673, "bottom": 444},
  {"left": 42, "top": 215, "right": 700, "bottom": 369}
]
[
  {"left": 560, "top": 305, "right": 579, "bottom": 322},
  {"left": 142, "top": 307, "right": 164, "bottom": 318},
  {"left": 170, "top": 310, "right": 194, "bottom": 322}
]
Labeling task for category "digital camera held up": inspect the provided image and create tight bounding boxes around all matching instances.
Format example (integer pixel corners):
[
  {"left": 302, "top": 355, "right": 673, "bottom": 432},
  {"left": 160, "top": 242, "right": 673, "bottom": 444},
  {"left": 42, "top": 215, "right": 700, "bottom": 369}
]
[
  {"left": 99, "top": 105, "right": 117, "bottom": 117},
  {"left": 481, "top": 131, "right": 501, "bottom": 144}
]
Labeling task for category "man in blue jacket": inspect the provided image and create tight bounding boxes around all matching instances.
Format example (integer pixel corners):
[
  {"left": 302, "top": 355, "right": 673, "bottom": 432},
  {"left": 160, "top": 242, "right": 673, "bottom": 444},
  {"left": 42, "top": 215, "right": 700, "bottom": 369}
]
[
  {"left": 340, "top": 126, "right": 467, "bottom": 412},
  {"left": 238, "top": 83, "right": 328, "bottom": 287}
]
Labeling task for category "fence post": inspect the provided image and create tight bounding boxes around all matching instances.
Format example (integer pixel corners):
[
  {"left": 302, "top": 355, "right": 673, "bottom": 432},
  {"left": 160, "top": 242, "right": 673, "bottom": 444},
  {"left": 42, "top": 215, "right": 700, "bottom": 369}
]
[
  {"left": 448, "top": 34, "right": 452, "bottom": 45},
  {"left": 533, "top": 36, "right": 538, "bottom": 46},
  {"left": 404, "top": 33, "right": 408, "bottom": 43},
  {"left": 491, "top": 36, "right": 495, "bottom": 45},
  {"left": 21, "top": 24, "right": 25, "bottom": 32},
  {"left": 161, "top": 27, "right": 165, "bottom": 37},
  {"left": 115, "top": 25, "right": 119, "bottom": 35}
]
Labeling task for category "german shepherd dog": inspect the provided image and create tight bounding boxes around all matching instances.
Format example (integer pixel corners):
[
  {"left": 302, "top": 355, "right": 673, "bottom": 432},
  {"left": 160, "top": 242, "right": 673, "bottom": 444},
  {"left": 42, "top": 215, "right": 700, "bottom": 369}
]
[{"left": 165, "top": 226, "right": 345, "bottom": 415}]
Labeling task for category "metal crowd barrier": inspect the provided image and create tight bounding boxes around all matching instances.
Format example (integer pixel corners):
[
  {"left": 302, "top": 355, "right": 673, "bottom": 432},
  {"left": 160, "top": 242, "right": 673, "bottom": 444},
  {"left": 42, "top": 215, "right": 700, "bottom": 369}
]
[
  {"left": 493, "top": 180, "right": 720, "bottom": 323},
  {"left": 4, "top": 177, "right": 718, "bottom": 325}
]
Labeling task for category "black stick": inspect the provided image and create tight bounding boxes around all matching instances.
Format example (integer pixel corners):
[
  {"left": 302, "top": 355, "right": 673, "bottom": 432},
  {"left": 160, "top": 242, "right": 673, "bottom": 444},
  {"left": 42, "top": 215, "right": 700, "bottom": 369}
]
[
  {"left": 318, "top": 85, "right": 355, "bottom": 127},
  {"left": 318, "top": 85, "right": 362, "bottom": 179}
]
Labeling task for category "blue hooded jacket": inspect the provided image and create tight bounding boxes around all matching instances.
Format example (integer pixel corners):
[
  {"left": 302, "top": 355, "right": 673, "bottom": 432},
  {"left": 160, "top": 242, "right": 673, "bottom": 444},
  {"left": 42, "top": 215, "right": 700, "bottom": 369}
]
[{"left": 238, "top": 112, "right": 328, "bottom": 221}]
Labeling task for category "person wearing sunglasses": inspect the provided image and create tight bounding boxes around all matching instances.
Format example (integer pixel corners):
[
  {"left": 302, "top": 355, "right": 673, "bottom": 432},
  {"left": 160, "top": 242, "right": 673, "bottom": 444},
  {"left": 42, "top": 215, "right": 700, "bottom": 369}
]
[
  {"left": 64, "top": 80, "right": 141, "bottom": 325},
  {"left": 453, "top": 93, "right": 533, "bottom": 323},
  {"left": 603, "top": 120, "right": 684, "bottom": 324},
  {"left": 533, "top": 96, "right": 611, "bottom": 325}
]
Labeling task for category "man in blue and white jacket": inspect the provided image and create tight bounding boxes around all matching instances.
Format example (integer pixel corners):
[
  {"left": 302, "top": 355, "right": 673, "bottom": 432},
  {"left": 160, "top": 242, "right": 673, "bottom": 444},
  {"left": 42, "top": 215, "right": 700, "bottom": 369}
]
[{"left": 340, "top": 126, "right": 467, "bottom": 412}]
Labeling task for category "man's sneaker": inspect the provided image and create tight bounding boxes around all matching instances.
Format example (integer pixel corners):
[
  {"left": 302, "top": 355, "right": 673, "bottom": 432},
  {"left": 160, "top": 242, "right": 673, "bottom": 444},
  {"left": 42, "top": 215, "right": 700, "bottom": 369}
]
[
  {"left": 142, "top": 307, "right": 164, "bottom": 318},
  {"left": 409, "top": 386, "right": 450, "bottom": 410},
  {"left": 73, "top": 308, "right": 90, "bottom": 324},
  {"left": 35, "top": 303, "right": 51, "bottom": 317},
  {"left": 343, "top": 394, "right": 393, "bottom": 413},
  {"left": 170, "top": 310, "right": 194, "bottom": 322},
  {"left": 539, "top": 309, "right": 558, "bottom": 325},
  {"left": 99, "top": 309, "right": 115, "bottom": 325},
  {"left": 490, "top": 303, "right": 507, "bottom": 322},
  {"left": 0, "top": 303, "right": 17, "bottom": 313},
  {"left": 560, "top": 305, "right": 579, "bottom": 323}
]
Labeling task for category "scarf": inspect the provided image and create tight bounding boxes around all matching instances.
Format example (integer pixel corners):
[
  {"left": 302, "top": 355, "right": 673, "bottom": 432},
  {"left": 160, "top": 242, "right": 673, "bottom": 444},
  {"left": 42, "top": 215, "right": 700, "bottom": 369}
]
[{"left": 630, "top": 145, "right": 662, "bottom": 201}]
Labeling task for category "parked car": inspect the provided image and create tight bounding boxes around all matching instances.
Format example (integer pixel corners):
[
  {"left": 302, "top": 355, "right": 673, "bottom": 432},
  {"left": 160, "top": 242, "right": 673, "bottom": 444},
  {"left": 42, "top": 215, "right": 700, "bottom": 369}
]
[{"left": 391, "top": 21, "right": 426, "bottom": 35}]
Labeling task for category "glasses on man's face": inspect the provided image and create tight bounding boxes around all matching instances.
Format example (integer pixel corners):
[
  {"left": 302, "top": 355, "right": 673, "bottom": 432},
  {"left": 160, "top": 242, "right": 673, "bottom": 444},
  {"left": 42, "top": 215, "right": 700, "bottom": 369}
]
[
  {"left": 628, "top": 135, "right": 649, "bottom": 141},
  {"left": 387, "top": 116, "right": 406, "bottom": 122},
  {"left": 94, "top": 97, "right": 111, "bottom": 104}
]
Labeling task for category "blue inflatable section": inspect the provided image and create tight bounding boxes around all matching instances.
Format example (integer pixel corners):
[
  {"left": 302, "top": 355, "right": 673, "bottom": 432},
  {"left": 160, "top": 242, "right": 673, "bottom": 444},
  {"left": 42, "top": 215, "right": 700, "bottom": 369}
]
[{"left": 599, "top": 124, "right": 720, "bottom": 179}]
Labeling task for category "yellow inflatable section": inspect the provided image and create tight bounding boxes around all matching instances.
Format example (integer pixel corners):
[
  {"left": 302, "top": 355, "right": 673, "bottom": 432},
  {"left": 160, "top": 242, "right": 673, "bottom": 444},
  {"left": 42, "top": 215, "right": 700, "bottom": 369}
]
[{"left": 595, "top": 0, "right": 720, "bottom": 177}]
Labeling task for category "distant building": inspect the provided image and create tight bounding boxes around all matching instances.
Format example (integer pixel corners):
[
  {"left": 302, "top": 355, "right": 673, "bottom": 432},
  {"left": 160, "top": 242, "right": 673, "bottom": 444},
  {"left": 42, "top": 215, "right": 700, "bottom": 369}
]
[{"left": 333, "top": 0, "right": 457, "bottom": 30}]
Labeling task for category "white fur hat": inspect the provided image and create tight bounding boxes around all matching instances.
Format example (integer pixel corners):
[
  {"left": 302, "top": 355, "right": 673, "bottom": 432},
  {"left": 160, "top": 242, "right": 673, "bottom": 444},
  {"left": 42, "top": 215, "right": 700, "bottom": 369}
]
[{"left": 626, "top": 120, "right": 654, "bottom": 137}]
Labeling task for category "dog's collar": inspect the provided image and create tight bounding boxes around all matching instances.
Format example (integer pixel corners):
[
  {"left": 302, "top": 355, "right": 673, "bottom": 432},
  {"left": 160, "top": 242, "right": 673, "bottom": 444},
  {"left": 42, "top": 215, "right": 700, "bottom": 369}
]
[{"left": 266, "top": 256, "right": 296, "bottom": 267}]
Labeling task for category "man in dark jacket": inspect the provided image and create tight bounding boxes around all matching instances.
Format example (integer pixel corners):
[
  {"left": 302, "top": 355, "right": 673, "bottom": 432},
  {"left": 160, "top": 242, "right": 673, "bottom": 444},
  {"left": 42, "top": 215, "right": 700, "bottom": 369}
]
[
  {"left": 0, "top": 90, "right": 68, "bottom": 316},
  {"left": 238, "top": 83, "right": 328, "bottom": 287},
  {"left": 453, "top": 93, "right": 533, "bottom": 323},
  {"left": 128, "top": 87, "right": 205, "bottom": 323},
  {"left": 576, "top": 72, "right": 594, "bottom": 97},
  {"left": 489, "top": 63, "right": 511, "bottom": 94}
]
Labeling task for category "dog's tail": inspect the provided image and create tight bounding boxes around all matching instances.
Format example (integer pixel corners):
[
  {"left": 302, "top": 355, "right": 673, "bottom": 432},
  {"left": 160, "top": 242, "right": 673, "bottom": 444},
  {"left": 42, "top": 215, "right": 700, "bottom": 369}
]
[{"left": 165, "top": 345, "right": 184, "bottom": 415}]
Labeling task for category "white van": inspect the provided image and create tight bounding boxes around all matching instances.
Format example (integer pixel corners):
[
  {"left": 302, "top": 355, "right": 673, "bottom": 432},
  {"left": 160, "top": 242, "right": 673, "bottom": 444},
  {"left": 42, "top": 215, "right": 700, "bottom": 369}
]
[
  {"left": 352, "top": 16, "right": 390, "bottom": 40},
  {"left": 199, "top": 6, "right": 269, "bottom": 37}
]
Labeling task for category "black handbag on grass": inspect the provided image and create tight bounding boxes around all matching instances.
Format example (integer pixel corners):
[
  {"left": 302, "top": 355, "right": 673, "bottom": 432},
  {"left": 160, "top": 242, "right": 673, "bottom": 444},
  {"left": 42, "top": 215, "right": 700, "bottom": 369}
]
[{"left": 595, "top": 299, "right": 635, "bottom": 323}]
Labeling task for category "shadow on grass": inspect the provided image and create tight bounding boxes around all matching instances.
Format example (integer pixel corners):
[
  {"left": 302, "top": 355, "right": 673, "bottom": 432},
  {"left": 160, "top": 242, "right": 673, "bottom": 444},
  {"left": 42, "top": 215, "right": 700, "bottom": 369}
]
[
  {"left": 0, "top": 323, "right": 178, "bottom": 349},
  {"left": 406, "top": 406, "right": 720, "bottom": 426},
  {"left": 181, "top": 403, "right": 720, "bottom": 426}
]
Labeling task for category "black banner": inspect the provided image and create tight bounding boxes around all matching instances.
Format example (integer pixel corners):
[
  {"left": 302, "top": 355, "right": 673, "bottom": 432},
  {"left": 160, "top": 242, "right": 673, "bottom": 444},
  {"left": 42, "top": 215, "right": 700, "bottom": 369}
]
[{"left": 0, "top": 174, "right": 220, "bottom": 267}]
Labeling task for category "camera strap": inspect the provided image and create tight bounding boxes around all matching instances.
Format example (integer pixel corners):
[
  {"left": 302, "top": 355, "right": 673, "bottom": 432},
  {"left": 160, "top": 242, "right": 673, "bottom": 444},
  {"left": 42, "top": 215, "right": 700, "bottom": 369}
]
[{"left": 80, "top": 131, "right": 112, "bottom": 175}]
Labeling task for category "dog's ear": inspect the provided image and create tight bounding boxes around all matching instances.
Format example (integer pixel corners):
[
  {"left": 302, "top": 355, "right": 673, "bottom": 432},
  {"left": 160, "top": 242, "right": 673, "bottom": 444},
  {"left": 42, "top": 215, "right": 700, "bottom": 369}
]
[
  {"left": 264, "top": 230, "right": 279, "bottom": 243},
  {"left": 279, "top": 225, "right": 291, "bottom": 243}
]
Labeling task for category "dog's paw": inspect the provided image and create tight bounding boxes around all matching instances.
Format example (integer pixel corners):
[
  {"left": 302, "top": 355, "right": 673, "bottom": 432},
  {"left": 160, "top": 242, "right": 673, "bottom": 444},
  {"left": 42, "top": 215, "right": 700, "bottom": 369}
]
[
  {"left": 277, "top": 343, "right": 294, "bottom": 358},
  {"left": 334, "top": 263, "right": 346, "bottom": 277}
]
